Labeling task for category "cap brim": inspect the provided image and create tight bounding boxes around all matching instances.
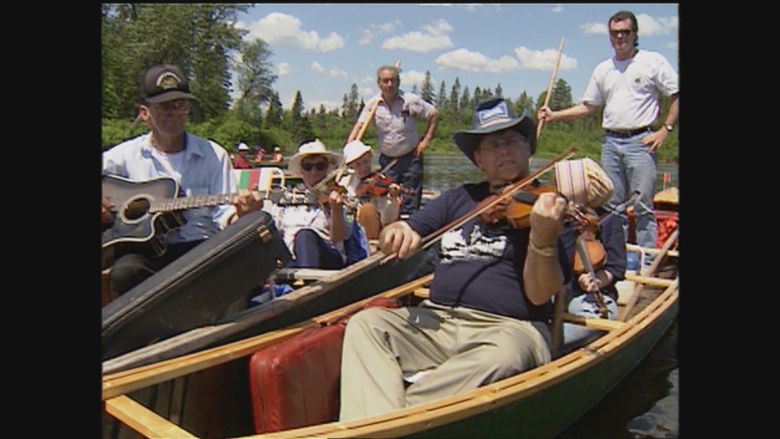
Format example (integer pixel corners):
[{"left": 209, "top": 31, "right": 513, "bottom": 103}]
[{"left": 144, "top": 90, "right": 197, "bottom": 103}]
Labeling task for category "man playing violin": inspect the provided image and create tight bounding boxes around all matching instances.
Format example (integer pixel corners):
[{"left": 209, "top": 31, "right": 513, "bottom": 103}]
[
  {"left": 338, "top": 140, "right": 401, "bottom": 240},
  {"left": 339, "top": 98, "right": 572, "bottom": 421}
]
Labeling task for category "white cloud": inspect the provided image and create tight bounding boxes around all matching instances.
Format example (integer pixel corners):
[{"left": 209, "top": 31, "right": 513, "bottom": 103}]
[
  {"left": 310, "top": 61, "right": 347, "bottom": 78},
  {"left": 381, "top": 19, "right": 454, "bottom": 52},
  {"left": 435, "top": 48, "right": 519, "bottom": 73},
  {"left": 247, "top": 12, "right": 344, "bottom": 52},
  {"left": 551, "top": 4, "right": 564, "bottom": 13},
  {"left": 580, "top": 22, "right": 607, "bottom": 35},
  {"left": 277, "top": 62, "right": 297, "bottom": 76},
  {"left": 358, "top": 20, "right": 401, "bottom": 45},
  {"left": 637, "top": 14, "right": 678, "bottom": 36},
  {"left": 401, "top": 70, "right": 429, "bottom": 89},
  {"left": 513, "top": 46, "right": 577, "bottom": 71}
]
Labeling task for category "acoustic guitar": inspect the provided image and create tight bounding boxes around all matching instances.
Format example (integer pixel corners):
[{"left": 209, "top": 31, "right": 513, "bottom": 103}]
[{"left": 101, "top": 175, "right": 285, "bottom": 269}]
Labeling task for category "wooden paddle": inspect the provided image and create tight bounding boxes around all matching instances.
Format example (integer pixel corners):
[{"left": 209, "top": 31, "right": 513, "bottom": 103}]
[
  {"left": 536, "top": 37, "right": 565, "bottom": 139},
  {"left": 618, "top": 228, "right": 679, "bottom": 321}
]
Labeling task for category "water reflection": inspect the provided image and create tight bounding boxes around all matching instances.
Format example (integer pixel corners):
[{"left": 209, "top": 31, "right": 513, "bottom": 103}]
[{"left": 420, "top": 153, "right": 679, "bottom": 195}]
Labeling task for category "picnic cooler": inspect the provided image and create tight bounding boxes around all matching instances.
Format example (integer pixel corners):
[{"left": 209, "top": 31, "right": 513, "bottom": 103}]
[
  {"left": 102, "top": 210, "right": 291, "bottom": 361},
  {"left": 248, "top": 296, "right": 399, "bottom": 434}
]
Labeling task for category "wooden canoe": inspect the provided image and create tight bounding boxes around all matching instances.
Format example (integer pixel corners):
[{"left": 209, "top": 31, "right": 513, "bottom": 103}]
[{"left": 102, "top": 237, "right": 678, "bottom": 438}]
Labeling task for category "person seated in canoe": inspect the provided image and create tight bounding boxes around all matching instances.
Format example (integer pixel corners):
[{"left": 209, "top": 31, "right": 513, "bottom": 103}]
[
  {"left": 269, "top": 145, "right": 284, "bottom": 163},
  {"left": 338, "top": 139, "right": 401, "bottom": 240},
  {"left": 232, "top": 142, "right": 253, "bottom": 169},
  {"left": 555, "top": 158, "right": 627, "bottom": 348},
  {"left": 339, "top": 98, "right": 573, "bottom": 421},
  {"left": 102, "top": 64, "right": 261, "bottom": 295},
  {"left": 263, "top": 139, "right": 350, "bottom": 269}
]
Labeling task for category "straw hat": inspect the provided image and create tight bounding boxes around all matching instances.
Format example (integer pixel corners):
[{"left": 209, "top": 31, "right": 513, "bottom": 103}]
[
  {"left": 288, "top": 139, "right": 339, "bottom": 176},
  {"left": 343, "top": 140, "right": 372, "bottom": 165},
  {"left": 554, "top": 158, "right": 614, "bottom": 208}
]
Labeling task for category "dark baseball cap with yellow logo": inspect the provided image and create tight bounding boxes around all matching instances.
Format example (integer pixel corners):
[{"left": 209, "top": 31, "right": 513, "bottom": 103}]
[{"left": 140, "top": 64, "right": 197, "bottom": 103}]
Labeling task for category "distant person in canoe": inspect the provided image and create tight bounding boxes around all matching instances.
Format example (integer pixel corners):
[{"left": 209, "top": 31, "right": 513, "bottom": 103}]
[
  {"left": 339, "top": 98, "right": 572, "bottom": 421},
  {"left": 263, "top": 139, "right": 350, "bottom": 269},
  {"left": 537, "top": 9, "right": 679, "bottom": 259},
  {"left": 347, "top": 64, "right": 438, "bottom": 218},
  {"left": 232, "top": 142, "right": 253, "bottom": 169},
  {"left": 338, "top": 139, "right": 401, "bottom": 240},
  {"left": 269, "top": 145, "right": 284, "bottom": 163},
  {"left": 101, "top": 64, "right": 261, "bottom": 295}
]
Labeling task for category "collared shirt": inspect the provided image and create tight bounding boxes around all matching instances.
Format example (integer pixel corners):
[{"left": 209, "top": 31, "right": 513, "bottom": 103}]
[
  {"left": 358, "top": 90, "right": 436, "bottom": 157},
  {"left": 582, "top": 49, "right": 678, "bottom": 131},
  {"left": 102, "top": 132, "right": 236, "bottom": 243}
]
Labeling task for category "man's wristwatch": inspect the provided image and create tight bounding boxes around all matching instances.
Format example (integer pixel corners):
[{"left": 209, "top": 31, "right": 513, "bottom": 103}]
[{"left": 663, "top": 124, "right": 674, "bottom": 132}]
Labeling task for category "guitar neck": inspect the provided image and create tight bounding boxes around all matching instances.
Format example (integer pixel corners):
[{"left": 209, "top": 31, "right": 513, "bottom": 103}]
[{"left": 150, "top": 192, "right": 241, "bottom": 213}]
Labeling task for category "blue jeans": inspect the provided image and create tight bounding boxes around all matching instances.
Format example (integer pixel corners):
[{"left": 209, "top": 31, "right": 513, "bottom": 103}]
[
  {"left": 289, "top": 229, "right": 344, "bottom": 269},
  {"left": 562, "top": 291, "right": 618, "bottom": 349},
  {"left": 380, "top": 152, "right": 423, "bottom": 216},
  {"left": 601, "top": 132, "right": 657, "bottom": 250}
]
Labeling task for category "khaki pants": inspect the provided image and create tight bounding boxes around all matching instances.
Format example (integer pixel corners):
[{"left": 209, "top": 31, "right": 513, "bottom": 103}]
[{"left": 339, "top": 301, "right": 551, "bottom": 421}]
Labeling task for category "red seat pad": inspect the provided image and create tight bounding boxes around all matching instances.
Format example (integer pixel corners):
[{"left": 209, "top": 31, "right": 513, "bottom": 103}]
[{"left": 248, "top": 296, "right": 399, "bottom": 434}]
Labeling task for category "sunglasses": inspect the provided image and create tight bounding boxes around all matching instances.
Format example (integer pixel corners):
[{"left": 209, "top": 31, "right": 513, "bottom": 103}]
[
  {"left": 609, "top": 29, "right": 633, "bottom": 37},
  {"left": 301, "top": 161, "right": 330, "bottom": 171}
]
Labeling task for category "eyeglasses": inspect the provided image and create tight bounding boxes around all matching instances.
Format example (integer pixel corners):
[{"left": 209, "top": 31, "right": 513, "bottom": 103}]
[
  {"left": 301, "top": 161, "right": 329, "bottom": 171},
  {"left": 152, "top": 100, "right": 190, "bottom": 114},
  {"left": 479, "top": 136, "right": 527, "bottom": 154},
  {"left": 609, "top": 29, "right": 633, "bottom": 37}
]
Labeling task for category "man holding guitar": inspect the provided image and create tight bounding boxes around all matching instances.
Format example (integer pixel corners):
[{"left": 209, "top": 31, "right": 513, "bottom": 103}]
[{"left": 102, "top": 64, "right": 261, "bottom": 295}]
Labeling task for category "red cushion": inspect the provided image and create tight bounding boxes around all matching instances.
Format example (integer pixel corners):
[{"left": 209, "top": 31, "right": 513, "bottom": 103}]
[{"left": 248, "top": 296, "right": 399, "bottom": 433}]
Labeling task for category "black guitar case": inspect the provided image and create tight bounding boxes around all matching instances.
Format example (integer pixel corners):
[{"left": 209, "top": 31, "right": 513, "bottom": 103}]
[{"left": 101, "top": 209, "right": 291, "bottom": 361}]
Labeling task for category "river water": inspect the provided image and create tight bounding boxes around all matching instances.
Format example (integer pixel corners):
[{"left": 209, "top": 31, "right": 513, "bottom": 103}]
[{"left": 420, "top": 152, "right": 680, "bottom": 438}]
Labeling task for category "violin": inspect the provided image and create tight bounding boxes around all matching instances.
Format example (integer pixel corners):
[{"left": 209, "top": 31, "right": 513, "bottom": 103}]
[
  {"left": 571, "top": 211, "right": 606, "bottom": 274},
  {"left": 477, "top": 182, "right": 589, "bottom": 230},
  {"left": 355, "top": 173, "right": 413, "bottom": 198}
]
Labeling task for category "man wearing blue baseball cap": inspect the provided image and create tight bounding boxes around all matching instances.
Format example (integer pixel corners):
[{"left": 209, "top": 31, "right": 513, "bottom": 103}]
[{"left": 339, "top": 98, "right": 572, "bottom": 421}]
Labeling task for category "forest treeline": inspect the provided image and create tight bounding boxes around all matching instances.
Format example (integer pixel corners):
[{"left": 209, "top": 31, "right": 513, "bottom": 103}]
[{"left": 101, "top": 4, "right": 678, "bottom": 162}]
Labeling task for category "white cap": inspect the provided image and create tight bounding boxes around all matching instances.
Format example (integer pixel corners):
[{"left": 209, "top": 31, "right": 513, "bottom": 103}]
[
  {"left": 343, "top": 140, "right": 372, "bottom": 165},
  {"left": 238, "top": 142, "right": 250, "bottom": 151}
]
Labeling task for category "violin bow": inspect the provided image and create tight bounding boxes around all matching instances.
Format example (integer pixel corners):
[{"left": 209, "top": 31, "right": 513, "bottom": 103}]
[{"left": 381, "top": 145, "right": 578, "bottom": 264}]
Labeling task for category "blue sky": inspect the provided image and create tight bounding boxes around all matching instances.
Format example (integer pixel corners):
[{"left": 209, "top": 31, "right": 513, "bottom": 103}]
[{"left": 236, "top": 3, "right": 678, "bottom": 112}]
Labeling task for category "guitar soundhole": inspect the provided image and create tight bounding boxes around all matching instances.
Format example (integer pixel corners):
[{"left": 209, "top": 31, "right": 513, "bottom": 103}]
[{"left": 124, "top": 198, "right": 151, "bottom": 220}]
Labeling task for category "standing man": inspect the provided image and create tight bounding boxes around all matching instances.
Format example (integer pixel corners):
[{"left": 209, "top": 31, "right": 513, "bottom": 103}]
[
  {"left": 538, "top": 10, "right": 678, "bottom": 253},
  {"left": 347, "top": 65, "right": 439, "bottom": 217},
  {"left": 102, "top": 64, "right": 261, "bottom": 295},
  {"left": 339, "top": 98, "right": 570, "bottom": 421}
]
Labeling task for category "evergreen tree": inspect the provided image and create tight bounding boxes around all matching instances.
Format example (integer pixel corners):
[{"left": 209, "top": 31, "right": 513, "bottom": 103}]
[
  {"left": 437, "top": 80, "right": 448, "bottom": 109},
  {"left": 421, "top": 70, "right": 435, "bottom": 104}
]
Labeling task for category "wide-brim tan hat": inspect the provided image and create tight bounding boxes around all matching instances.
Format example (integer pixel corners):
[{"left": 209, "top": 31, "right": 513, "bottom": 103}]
[
  {"left": 288, "top": 139, "right": 339, "bottom": 176},
  {"left": 554, "top": 158, "right": 614, "bottom": 208}
]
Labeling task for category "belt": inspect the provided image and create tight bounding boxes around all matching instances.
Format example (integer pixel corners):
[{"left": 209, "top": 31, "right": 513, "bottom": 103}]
[{"left": 604, "top": 126, "right": 652, "bottom": 138}]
